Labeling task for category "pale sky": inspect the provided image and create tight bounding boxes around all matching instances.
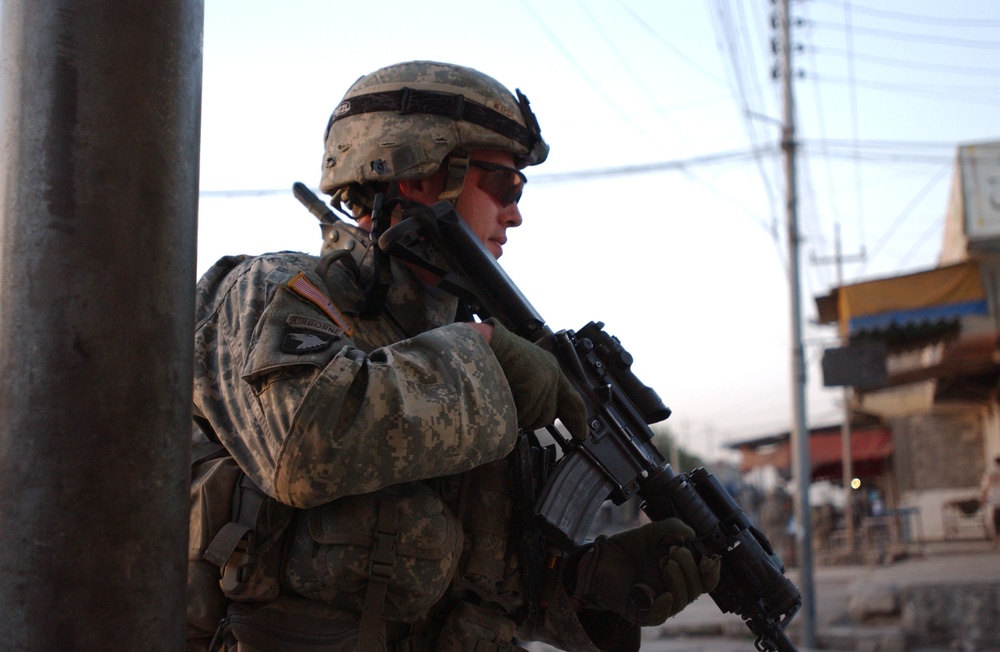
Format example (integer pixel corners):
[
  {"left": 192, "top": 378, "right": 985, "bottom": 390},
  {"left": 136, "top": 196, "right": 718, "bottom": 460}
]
[{"left": 196, "top": 1, "right": 1000, "bottom": 462}]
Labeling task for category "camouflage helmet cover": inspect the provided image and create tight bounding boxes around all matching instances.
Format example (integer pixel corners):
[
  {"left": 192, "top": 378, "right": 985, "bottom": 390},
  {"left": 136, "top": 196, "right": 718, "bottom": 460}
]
[{"left": 319, "top": 61, "right": 548, "bottom": 199}]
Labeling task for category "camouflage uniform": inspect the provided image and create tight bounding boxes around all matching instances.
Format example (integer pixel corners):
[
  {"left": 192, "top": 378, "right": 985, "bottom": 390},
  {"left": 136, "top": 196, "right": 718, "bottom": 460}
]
[{"left": 193, "top": 219, "right": 639, "bottom": 651}]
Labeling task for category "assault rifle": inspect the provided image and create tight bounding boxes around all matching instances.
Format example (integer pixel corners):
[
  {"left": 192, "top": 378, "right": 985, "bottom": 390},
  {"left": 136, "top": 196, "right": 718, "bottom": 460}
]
[{"left": 295, "top": 187, "right": 802, "bottom": 652}]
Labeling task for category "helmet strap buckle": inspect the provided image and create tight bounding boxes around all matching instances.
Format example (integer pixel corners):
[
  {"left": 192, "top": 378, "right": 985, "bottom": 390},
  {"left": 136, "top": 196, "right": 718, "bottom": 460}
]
[{"left": 438, "top": 152, "right": 469, "bottom": 204}]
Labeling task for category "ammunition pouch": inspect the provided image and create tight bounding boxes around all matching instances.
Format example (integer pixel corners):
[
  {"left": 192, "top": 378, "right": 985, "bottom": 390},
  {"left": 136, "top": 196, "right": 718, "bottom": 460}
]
[{"left": 282, "top": 482, "right": 463, "bottom": 624}]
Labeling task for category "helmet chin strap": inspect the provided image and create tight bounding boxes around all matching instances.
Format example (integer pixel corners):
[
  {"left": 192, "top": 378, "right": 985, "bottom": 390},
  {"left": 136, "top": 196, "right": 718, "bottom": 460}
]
[
  {"left": 438, "top": 152, "right": 469, "bottom": 204},
  {"left": 359, "top": 152, "right": 467, "bottom": 317},
  {"left": 360, "top": 191, "right": 393, "bottom": 318},
  {"left": 360, "top": 189, "right": 434, "bottom": 318}
]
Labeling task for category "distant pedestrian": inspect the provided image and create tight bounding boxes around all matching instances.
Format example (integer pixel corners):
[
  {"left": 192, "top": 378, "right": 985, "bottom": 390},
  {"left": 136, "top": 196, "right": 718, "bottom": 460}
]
[{"left": 980, "top": 456, "right": 1000, "bottom": 546}]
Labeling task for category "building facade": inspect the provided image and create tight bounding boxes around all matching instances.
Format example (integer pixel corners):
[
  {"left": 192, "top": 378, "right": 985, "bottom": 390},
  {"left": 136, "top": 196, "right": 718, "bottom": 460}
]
[{"left": 814, "top": 140, "right": 1000, "bottom": 542}]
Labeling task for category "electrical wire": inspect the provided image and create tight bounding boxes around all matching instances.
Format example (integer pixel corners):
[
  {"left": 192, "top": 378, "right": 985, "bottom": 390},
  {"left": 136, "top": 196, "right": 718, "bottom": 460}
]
[
  {"left": 842, "top": 1, "right": 866, "bottom": 266},
  {"left": 798, "top": 160, "right": 835, "bottom": 291},
  {"left": 576, "top": 0, "right": 686, "bottom": 145},
  {"left": 799, "top": 147, "right": 951, "bottom": 165},
  {"left": 614, "top": 0, "right": 727, "bottom": 85},
  {"left": 814, "top": 46, "right": 1000, "bottom": 78},
  {"left": 586, "top": 0, "right": 779, "bottom": 235},
  {"left": 853, "top": 162, "right": 951, "bottom": 279},
  {"left": 529, "top": 147, "right": 771, "bottom": 183},
  {"left": 748, "top": 0, "right": 788, "bottom": 244},
  {"left": 813, "top": 73, "right": 1000, "bottom": 106},
  {"left": 199, "top": 188, "right": 292, "bottom": 198},
  {"left": 198, "top": 148, "right": 775, "bottom": 198},
  {"left": 897, "top": 214, "right": 946, "bottom": 269},
  {"left": 580, "top": 0, "right": 793, "bottom": 247},
  {"left": 674, "top": 165, "right": 777, "bottom": 236},
  {"left": 810, "top": 19, "right": 1000, "bottom": 49},
  {"left": 807, "top": 138, "right": 963, "bottom": 150},
  {"left": 709, "top": 0, "right": 781, "bottom": 243},
  {"left": 197, "top": 140, "right": 955, "bottom": 198},
  {"left": 792, "top": 2, "right": 999, "bottom": 289},
  {"left": 789, "top": 10, "right": 833, "bottom": 292},
  {"left": 798, "top": 2, "right": 838, "bottom": 284},
  {"left": 811, "top": 0, "right": 1000, "bottom": 28},
  {"left": 517, "top": 0, "right": 645, "bottom": 135}
]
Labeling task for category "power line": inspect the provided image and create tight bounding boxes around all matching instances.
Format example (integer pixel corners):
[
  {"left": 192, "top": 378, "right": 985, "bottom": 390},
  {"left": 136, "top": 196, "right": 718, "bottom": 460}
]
[
  {"left": 810, "top": 19, "right": 1000, "bottom": 49},
  {"left": 791, "top": 4, "right": 833, "bottom": 289},
  {"left": 807, "top": 138, "right": 963, "bottom": 150},
  {"left": 898, "top": 214, "right": 946, "bottom": 269},
  {"left": 800, "top": 2, "right": 841, "bottom": 255},
  {"left": 517, "top": 0, "right": 644, "bottom": 134},
  {"left": 586, "top": 0, "right": 774, "bottom": 238},
  {"left": 748, "top": 0, "right": 787, "bottom": 244},
  {"left": 815, "top": 46, "right": 1000, "bottom": 78},
  {"left": 798, "top": 146, "right": 951, "bottom": 165},
  {"left": 198, "top": 147, "right": 775, "bottom": 198},
  {"left": 798, "top": 138, "right": 956, "bottom": 165},
  {"left": 684, "top": 0, "right": 781, "bottom": 244},
  {"left": 812, "top": 73, "right": 1000, "bottom": 106},
  {"left": 709, "top": 0, "right": 781, "bottom": 238},
  {"left": 812, "top": 0, "right": 1000, "bottom": 28},
  {"left": 797, "top": 159, "right": 835, "bottom": 290},
  {"left": 578, "top": 0, "right": 686, "bottom": 145},
  {"left": 198, "top": 141, "right": 960, "bottom": 198},
  {"left": 853, "top": 162, "right": 951, "bottom": 279},
  {"left": 200, "top": 188, "right": 295, "bottom": 198},
  {"left": 675, "top": 164, "right": 776, "bottom": 236},
  {"left": 734, "top": 0, "right": 769, "bottom": 113},
  {"left": 528, "top": 147, "right": 773, "bottom": 182},
  {"left": 614, "top": 0, "right": 727, "bottom": 85},
  {"left": 842, "top": 1, "right": 866, "bottom": 261}
]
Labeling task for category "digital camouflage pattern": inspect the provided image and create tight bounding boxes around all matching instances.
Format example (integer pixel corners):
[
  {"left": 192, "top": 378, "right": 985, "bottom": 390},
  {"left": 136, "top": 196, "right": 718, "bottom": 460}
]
[
  {"left": 320, "top": 60, "right": 548, "bottom": 203},
  {"left": 283, "top": 482, "right": 463, "bottom": 623},
  {"left": 192, "top": 220, "right": 636, "bottom": 651},
  {"left": 193, "top": 244, "right": 519, "bottom": 509}
]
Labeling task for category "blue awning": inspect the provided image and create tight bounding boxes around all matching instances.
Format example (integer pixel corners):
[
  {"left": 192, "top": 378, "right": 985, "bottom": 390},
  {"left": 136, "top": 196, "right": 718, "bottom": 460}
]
[
  {"left": 849, "top": 298, "right": 988, "bottom": 333},
  {"left": 834, "top": 262, "right": 988, "bottom": 337}
]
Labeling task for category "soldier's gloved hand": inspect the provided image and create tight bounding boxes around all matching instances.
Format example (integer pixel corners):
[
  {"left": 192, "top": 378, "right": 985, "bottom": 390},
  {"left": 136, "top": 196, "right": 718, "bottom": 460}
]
[
  {"left": 484, "top": 318, "right": 588, "bottom": 440},
  {"left": 569, "top": 518, "right": 721, "bottom": 627}
]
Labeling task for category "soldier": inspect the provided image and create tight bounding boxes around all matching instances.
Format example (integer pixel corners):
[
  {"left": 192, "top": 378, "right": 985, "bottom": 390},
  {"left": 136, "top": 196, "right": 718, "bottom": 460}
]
[{"left": 190, "top": 60, "right": 719, "bottom": 652}]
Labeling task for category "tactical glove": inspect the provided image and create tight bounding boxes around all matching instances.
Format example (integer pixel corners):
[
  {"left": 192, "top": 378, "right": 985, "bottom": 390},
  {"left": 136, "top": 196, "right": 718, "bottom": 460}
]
[
  {"left": 569, "top": 518, "right": 721, "bottom": 627},
  {"left": 485, "top": 318, "right": 588, "bottom": 440}
]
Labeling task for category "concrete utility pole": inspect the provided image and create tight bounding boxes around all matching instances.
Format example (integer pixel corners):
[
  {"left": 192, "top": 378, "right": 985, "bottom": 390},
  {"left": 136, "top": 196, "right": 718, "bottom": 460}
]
[
  {"left": 0, "top": 2, "right": 204, "bottom": 650},
  {"left": 778, "top": 0, "right": 817, "bottom": 646},
  {"left": 812, "top": 223, "right": 865, "bottom": 557}
]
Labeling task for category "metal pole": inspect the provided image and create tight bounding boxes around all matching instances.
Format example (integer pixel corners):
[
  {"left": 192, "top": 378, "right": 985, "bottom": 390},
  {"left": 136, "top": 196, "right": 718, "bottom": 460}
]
[
  {"left": 812, "top": 223, "right": 864, "bottom": 559},
  {"left": 834, "top": 224, "right": 856, "bottom": 558},
  {"left": 0, "top": 1, "right": 204, "bottom": 650},
  {"left": 779, "top": 0, "right": 817, "bottom": 647}
]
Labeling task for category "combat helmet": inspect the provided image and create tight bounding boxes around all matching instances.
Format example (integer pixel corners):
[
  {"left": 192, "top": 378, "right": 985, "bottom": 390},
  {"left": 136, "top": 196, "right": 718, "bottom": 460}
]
[{"left": 320, "top": 60, "right": 548, "bottom": 215}]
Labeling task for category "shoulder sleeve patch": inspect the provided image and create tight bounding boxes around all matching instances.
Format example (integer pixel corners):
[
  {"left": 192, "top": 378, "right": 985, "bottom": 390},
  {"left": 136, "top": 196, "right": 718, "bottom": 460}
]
[
  {"left": 281, "top": 329, "right": 336, "bottom": 354},
  {"left": 287, "top": 272, "right": 354, "bottom": 337}
]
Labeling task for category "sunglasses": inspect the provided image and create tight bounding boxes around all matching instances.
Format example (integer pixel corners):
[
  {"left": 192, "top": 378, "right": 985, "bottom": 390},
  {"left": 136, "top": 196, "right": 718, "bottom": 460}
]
[{"left": 469, "top": 160, "right": 527, "bottom": 207}]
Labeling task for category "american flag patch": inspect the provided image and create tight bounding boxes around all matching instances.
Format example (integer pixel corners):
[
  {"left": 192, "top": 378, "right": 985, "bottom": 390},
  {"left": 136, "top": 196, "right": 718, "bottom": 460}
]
[{"left": 287, "top": 273, "right": 354, "bottom": 337}]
